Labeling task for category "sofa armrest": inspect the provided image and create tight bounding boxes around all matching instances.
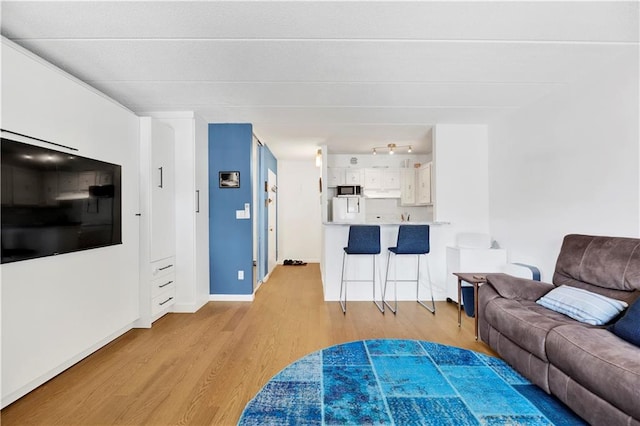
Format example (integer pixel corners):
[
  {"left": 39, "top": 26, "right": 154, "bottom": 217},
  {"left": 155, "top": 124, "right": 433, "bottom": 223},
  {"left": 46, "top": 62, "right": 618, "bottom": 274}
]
[{"left": 485, "top": 273, "right": 554, "bottom": 301}]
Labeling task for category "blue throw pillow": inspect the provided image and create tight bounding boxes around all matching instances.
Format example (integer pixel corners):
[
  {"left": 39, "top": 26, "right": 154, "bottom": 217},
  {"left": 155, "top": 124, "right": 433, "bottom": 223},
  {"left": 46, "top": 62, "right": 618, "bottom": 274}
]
[
  {"left": 609, "top": 297, "right": 640, "bottom": 347},
  {"left": 536, "top": 285, "right": 628, "bottom": 326}
]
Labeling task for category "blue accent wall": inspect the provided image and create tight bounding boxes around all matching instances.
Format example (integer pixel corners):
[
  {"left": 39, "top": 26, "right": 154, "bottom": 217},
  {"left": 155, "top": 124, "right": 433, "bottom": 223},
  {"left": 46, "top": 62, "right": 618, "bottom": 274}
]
[
  {"left": 209, "top": 123, "right": 254, "bottom": 295},
  {"left": 257, "top": 145, "right": 277, "bottom": 282}
]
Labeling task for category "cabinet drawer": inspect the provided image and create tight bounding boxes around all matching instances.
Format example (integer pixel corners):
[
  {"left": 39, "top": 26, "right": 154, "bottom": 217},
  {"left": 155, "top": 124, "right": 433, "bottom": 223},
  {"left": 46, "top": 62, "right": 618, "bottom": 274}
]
[
  {"left": 151, "top": 275, "right": 176, "bottom": 298},
  {"left": 151, "top": 288, "right": 176, "bottom": 316},
  {"left": 151, "top": 257, "right": 175, "bottom": 277}
]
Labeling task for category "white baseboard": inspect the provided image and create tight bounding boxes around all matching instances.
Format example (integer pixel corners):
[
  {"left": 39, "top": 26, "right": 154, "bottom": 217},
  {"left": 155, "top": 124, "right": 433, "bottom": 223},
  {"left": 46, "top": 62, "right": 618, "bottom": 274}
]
[
  {"left": 209, "top": 294, "right": 254, "bottom": 302},
  {"left": 1, "top": 322, "right": 135, "bottom": 409},
  {"left": 172, "top": 298, "right": 208, "bottom": 313}
]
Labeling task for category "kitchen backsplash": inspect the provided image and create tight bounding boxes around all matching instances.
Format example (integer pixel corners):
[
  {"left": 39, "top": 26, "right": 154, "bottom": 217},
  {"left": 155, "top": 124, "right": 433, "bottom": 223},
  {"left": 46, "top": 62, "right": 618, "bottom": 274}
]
[{"left": 364, "top": 198, "right": 432, "bottom": 223}]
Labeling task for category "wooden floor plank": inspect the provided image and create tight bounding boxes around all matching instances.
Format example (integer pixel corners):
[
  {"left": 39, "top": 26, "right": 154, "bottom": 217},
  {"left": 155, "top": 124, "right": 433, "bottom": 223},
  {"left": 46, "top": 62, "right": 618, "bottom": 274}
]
[{"left": 1, "top": 263, "right": 495, "bottom": 425}]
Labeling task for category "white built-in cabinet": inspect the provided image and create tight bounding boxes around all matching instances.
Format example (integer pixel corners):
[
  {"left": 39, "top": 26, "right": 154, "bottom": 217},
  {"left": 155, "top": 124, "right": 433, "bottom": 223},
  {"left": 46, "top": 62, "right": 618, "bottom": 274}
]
[
  {"left": 154, "top": 113, "right": 210, "bottom": 314},
  {"left": 417, "top": 163, "right": 432, "bottom": 204},
  {"left": 364, "top": 168, "right": 400, "bottom": 190},
  {"left": 400, "top": 169, "right": 416, "bottom": 205},
  {"left": 137, "top": 117, "right": 176, "bottom": 327},
  {"left": 327, "top": 167, "right": 362, "bottom": 187},
  {"left": 400, "top": 162, "right": 432, "bottom": 206}
]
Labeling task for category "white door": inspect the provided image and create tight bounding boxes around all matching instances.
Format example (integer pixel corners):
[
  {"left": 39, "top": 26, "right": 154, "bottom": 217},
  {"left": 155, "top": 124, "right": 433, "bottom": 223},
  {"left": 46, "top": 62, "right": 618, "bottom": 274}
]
[
  {"left": 150, "top": 120, "right": 175, "bottom": 262},
  {"left": 267, "top": 169, "right": 277, "bottom": 274}
]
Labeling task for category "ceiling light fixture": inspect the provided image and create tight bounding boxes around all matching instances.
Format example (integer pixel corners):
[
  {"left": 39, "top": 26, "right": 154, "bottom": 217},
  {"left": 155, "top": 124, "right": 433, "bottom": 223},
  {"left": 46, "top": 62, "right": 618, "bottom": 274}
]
[{"left": 371, "top": 143, "right": 413, "bottom": 155}]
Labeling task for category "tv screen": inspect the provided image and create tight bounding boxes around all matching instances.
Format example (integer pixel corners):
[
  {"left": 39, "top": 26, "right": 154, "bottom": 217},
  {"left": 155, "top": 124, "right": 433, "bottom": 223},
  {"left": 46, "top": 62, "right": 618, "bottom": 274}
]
[{"left": 1, "top": 138, "right": 122, "bottom": 263}]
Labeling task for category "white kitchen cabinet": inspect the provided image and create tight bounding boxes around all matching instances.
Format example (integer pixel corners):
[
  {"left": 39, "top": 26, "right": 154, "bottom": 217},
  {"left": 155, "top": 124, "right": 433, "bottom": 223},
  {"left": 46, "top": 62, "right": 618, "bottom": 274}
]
[
  {"left": 400, "top": 169, "right": 416, "bottom": 205},
  {"left": 364, "top": 168, "right": 381, "bottom": 189},
  {"left": 364, "top": 168, "right": 399, "bottom": 190},
  {"left": 138, "top": 117, "right": 176, "bottom": 327},
  {"left": 344, "top": 169, "right": 362, "bottom": 185},
  {"left": 400, "top": 164, "right": 431, "bottom": 206},
  {"left": 383, "top": 169, "right": 400, "bottom": 189},
  {"left": 327, "top": 167, "right": 345, "bottom": 187},
  {"left": 327, "top": 167, "right": 361, "bottom": 187},
  {"left": 417, "top": 162, "right": 432, "bottom": 205}
]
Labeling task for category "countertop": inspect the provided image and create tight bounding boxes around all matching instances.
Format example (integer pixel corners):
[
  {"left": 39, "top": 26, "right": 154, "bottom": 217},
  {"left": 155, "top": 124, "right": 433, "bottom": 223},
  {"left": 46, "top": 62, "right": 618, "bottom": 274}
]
[{"left": 324, "top": 221, "right": 449, "bottom": 226}]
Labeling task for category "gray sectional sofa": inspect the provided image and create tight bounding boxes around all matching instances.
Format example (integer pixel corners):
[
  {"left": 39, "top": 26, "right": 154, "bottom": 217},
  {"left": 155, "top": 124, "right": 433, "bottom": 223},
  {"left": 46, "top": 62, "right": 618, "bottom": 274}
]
[{"left": 478, "top": 234, "right": 640, "bottom": 425}]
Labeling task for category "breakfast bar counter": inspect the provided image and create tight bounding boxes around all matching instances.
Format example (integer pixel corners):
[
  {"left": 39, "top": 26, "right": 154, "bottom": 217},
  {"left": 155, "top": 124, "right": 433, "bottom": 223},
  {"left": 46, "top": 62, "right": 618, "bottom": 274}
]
[{"left": 321, "top": 222, "right": 448, "bottom": 302}]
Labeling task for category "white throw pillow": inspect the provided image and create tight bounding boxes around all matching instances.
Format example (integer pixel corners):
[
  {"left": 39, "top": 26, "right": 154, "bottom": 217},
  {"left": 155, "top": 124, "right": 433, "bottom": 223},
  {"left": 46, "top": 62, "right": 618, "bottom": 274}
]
[{"left": 537, "top": 285, "right": 628, "bottom": 326}]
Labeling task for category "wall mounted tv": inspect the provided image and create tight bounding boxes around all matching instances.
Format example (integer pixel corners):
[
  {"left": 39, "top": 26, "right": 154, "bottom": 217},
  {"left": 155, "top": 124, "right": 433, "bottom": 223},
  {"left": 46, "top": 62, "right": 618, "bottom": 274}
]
[{"left": 1, "top": 138, "right": 122, "bottom": 264}]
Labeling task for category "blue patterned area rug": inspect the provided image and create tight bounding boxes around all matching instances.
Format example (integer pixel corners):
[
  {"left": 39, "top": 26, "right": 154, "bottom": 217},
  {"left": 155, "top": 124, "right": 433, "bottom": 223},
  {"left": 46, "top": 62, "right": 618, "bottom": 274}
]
[{"left": 239, "top": 339, "right": 585, "bottom": 425}]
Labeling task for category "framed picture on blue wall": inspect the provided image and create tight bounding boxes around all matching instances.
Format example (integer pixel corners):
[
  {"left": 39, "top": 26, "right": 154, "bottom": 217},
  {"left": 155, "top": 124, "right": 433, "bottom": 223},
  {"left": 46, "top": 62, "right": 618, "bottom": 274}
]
[{"left": 219, "top": 171, "right": 240, "bottom": 188}]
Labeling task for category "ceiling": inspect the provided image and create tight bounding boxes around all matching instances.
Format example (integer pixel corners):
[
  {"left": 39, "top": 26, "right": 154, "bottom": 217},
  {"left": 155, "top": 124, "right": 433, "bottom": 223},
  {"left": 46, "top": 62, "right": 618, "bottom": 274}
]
[{"left": 1, "top": 1, "right": 637, "bottom": 160}]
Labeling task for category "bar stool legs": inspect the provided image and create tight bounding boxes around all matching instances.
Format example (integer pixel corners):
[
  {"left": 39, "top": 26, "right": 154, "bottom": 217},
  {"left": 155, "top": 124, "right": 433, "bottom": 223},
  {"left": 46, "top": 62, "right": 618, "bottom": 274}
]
[
  {"left": 416, "top": 254, "right": 436, "bottom": 314},
  {"left": 383, "top": 251, "right": 436, "bottom": 315},
  {"left": 381, "top": 224, "right": 435, "bottom": 315},
  {"left": 339, "top": 251, "right": 384, "bottom": 314}
]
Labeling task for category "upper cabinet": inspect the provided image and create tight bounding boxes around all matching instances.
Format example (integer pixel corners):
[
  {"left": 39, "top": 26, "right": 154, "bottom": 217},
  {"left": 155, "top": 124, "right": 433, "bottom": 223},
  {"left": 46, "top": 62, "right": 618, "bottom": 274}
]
[
  {"left": 327, "top": 166, "right": 344, "bottom": 187},
  {"left": 400, "top": 162, "right": 432, "bottom": 206},
  {"left": 327, "top": 167, "right": 362, "bottom": 187},
  {"left": 344, "top": 169, "right": 362, "bottom": 185},
  {"left": 363, "top": 168, "right": 401, "bottom": 198},
  {"left": 416, "top": 162, "right": 431, "bottom": 204},
  {"left": 417, "top": 163, "right": 432, "bottom": 205},
  {"left": 400, "top": 169, "right": 416, "bottom": 205}
]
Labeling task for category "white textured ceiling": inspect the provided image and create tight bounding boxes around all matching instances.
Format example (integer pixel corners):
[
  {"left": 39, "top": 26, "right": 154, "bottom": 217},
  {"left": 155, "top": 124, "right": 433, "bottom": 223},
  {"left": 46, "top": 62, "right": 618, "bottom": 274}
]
[{"left": 1, "top": 1, "right": 638, "bottom": 159}]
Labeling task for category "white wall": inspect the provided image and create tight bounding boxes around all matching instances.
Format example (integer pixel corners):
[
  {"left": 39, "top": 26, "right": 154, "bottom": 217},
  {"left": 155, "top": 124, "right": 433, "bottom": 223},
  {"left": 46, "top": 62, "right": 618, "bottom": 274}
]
[
  {"left": 431, "top": 124, "right": 491, "bottom": 299},
  {"left": 1, "top": 39, "right": 140, "bottom": 407},
  {"left": 277, "top": 160, "right": 322, "bottom": 263},
  {"left": 489, "top": 50, "right": 639, "bottom": 280}
]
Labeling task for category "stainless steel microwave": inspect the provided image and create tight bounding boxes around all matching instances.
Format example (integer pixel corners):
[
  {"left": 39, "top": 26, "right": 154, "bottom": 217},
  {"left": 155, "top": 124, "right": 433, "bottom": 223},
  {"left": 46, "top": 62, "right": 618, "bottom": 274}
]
[{"left": 336, "top": 185, "right": 362, "bottom": 197}]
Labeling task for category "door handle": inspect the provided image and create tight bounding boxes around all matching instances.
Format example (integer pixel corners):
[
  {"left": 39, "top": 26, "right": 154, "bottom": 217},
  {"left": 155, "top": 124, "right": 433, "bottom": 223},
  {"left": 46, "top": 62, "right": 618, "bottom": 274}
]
[
  {"left": 158, "top": 167, "right": 163, "bottom": 188},
  {"left": 196, "top": 190, "right": 200, "bottom": 213}
]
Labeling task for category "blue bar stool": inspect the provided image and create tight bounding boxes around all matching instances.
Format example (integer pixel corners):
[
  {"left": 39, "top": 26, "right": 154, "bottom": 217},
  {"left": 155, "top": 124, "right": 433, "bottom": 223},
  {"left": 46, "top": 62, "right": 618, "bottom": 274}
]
[
  {"left": 339, "top": 225, "right": 385, "bottom": 314},
  {"left": 383, "top": 225, "right": 436, "bottom": 314}
]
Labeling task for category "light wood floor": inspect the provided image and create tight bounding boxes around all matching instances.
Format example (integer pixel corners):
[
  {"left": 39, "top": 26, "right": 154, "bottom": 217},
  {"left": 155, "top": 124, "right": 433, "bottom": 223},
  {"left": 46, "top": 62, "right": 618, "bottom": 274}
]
[{"left": 1, "top": 263, "right": 496, "bottom": 425}]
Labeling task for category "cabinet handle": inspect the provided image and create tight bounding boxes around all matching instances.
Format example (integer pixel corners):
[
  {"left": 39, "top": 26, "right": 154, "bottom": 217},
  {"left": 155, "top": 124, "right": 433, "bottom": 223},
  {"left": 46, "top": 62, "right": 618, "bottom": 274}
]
[
  {"left": 159, "top": 280, "right": 173, "bottom": 288},
  {"left": 158, "top": 264, "right": 173, "bottom": 271},
  {"left": 158, "top": 167, "right": 163, "bottom": 188},
  {"left": 159, "top": 297, "right": 173, "bottom": 306},
  {"left": 196, "top": 190, "right": 200, "bottom": 213}
]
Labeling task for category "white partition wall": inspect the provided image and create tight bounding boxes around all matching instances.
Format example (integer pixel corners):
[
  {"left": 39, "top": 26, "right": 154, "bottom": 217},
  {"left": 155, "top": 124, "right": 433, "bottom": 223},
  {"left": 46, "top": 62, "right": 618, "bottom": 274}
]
[
  {"left": 430, "top": 124, "right": 491, "bottom": 296},
  {"left": 489, "top": 51, "right": 639, "bottom": 279},
  {"left": 1, "top": 38, "right": 141, "bottom": 407}
]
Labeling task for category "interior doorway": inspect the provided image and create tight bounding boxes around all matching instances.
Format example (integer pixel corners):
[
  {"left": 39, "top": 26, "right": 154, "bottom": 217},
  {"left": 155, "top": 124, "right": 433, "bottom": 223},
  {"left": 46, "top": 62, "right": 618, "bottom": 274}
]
[{"left": 267, "top": 169, "right": 277, "bottom": 274}]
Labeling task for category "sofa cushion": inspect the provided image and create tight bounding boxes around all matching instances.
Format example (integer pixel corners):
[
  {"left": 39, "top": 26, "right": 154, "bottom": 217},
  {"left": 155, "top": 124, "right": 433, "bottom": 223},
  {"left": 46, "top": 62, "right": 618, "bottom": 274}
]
[
  {"left": 546, "top": 325, "right": 640, "bottom": 420},
  {"left": 553, "top": 234, "right": 640, "bottom": 292},
  {"left": 485, "top": 273, "right": 553, "bottom": 301},
  {"left": 609, "top": 297, "right": 640, "bottom": 347},
  {"left": 484, "top": 297, "right": 581, "bottom": 361},
  {"left": 537, "top": 285, "right": 628, "bottom": 326}
]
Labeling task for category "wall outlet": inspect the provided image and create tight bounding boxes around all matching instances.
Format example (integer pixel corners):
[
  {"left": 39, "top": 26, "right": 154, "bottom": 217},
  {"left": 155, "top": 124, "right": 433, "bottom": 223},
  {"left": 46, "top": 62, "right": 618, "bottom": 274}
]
[{"left": 238, "top": 270, "right": 244, "bottom": 280}]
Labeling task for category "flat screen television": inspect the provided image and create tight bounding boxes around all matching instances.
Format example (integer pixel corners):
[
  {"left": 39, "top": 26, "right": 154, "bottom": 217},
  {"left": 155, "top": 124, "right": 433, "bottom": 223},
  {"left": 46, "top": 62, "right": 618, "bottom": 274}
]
[{"left": 1, "top": 137, "right": 122, "bottom": 263}]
